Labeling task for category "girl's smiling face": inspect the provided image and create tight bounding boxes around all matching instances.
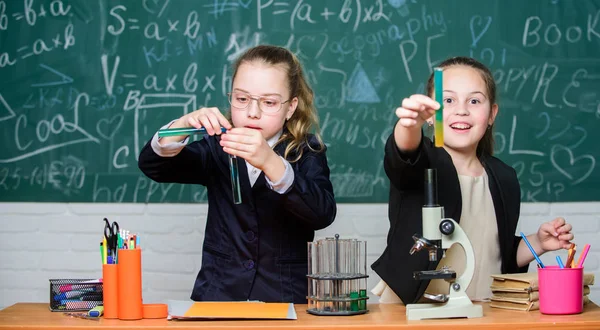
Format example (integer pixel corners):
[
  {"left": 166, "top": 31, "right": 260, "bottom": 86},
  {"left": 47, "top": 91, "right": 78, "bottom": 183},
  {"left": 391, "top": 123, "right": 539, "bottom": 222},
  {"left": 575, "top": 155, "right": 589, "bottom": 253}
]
[
  {"left": 230, "top": 61, "right": 297, "bottom": 141},
  {"left": 439, "top": 65, "right": 498, "bottom": 155}
]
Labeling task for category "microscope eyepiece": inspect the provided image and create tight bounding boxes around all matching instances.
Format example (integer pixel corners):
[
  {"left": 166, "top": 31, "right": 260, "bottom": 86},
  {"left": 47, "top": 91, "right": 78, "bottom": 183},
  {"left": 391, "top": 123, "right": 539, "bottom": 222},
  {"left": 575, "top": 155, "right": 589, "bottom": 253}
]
[{"left": 424, "top": 168, "right": 438, "bottom": 206}]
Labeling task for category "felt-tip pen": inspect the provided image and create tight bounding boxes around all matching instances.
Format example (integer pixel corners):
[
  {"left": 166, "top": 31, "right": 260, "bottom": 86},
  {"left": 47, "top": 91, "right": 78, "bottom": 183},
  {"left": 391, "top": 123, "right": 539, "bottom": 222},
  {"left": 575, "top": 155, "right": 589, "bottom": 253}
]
[
  {"left": 556, "top": 255, "right": 565, "bottom": 268},
  {"left": 520, "top": 232, "right": 545, "bottom": 268},
  {"left": 88, "top": 306, "right": 104, "bottom": 317}
]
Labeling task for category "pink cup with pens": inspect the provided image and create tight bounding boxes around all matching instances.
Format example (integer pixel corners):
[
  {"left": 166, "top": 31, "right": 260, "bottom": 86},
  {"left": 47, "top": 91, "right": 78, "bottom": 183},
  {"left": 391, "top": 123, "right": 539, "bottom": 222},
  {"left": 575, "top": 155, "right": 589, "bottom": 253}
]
[{"left": 538, "top": 265, "right": 583, "bottom": 314}]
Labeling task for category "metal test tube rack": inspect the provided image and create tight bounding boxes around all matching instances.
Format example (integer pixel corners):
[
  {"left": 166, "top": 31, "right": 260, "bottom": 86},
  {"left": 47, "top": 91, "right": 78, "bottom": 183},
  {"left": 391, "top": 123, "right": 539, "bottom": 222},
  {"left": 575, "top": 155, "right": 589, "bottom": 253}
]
[{"left": 307, "top": 234, "right": 369, "bottom": 316}]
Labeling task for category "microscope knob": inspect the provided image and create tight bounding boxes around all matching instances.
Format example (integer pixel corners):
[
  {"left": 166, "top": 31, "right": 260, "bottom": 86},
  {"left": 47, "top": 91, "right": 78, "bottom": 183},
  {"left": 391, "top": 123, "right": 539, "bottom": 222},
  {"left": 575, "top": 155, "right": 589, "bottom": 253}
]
[{"left": 439, "top": 219, "right": 455, "bottom": 235}]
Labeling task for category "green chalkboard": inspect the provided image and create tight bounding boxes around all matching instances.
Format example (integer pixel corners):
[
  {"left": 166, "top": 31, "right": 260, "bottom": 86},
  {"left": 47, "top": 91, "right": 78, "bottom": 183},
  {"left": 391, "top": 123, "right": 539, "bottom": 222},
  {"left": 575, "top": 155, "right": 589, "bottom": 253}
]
[{"left": 0, "top": 0, "right": 598, "bottom": 203}]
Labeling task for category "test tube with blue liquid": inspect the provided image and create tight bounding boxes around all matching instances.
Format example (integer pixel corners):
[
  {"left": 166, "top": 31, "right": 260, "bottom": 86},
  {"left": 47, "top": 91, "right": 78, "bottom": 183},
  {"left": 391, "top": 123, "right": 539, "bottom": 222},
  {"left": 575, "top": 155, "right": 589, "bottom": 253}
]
[
  {"left": 158, "top": 126, "right": 242, "bottom": 204},
  {"left": 228, "top": 155, "right": 242, "bottom": 204}
]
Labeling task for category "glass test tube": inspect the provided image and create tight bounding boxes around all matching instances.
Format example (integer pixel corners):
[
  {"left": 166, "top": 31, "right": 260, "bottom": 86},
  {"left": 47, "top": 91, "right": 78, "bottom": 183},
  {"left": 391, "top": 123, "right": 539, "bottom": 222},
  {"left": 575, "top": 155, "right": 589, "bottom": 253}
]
[
  {"left": 157, "top": 127, "right": 227, "bottom": 138},
  {"left": 307, "top": 243, "right": 313, "bottom": 300},
  {"left": 155, "top": 127, "right": 240, "bottom": 204},
  {"left": 229, "top": 155, "right": 242, "bottom": 204},
  {"left": 332, "top": 240, "right": 338, "bottom": 312}
]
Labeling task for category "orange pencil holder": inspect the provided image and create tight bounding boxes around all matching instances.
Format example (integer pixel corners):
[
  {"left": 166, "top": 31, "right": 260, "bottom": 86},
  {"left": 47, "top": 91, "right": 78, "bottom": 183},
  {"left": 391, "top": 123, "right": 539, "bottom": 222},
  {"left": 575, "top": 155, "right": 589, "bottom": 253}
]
[
  {"left": 117, "top": 248, "right": 143, "bottom": 320},
  {"left": 102, "top": 264, "right": 118, "bottom": 319}
]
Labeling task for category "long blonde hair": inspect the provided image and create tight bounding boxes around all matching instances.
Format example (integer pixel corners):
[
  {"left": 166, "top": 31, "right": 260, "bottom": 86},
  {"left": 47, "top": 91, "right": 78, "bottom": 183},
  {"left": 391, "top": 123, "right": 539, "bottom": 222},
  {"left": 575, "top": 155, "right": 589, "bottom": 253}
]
[
  {"left": 425, "top": 56, "right": 497, "bottom": 158},
  {"left": 231, "top": 45, "right": 324, "bottom": 162}
]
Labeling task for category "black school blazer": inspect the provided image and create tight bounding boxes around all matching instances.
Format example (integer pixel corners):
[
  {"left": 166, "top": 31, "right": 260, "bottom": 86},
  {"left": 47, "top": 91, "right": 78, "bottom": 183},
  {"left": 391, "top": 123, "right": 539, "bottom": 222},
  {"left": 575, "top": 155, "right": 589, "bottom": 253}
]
[
  {"left": 138, "top": 132, "right": 336, "bottom": 304},
  {"left": 371, "top": 132, "right": 528, "bottom": 304}
]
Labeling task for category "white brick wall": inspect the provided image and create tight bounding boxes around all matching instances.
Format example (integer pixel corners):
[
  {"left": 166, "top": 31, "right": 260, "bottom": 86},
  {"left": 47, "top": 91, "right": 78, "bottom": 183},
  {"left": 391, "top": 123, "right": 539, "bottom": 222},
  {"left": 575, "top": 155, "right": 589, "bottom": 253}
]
[{"left": 0, "top": 202, "right": 598, "bottom": 310}]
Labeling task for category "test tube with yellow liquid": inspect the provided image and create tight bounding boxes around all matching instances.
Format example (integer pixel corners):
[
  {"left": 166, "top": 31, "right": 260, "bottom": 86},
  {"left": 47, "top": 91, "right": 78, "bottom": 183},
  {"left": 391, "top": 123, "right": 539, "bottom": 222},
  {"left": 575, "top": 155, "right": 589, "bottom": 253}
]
[{"left": 434, "top": 68, "right": 444, "bottom": 147}]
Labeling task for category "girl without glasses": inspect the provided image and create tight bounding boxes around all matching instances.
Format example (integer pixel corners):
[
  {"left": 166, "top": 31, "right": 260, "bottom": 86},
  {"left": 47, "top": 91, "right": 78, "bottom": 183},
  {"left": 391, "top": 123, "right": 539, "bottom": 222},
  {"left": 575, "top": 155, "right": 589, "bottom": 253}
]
[
  {"left": 372, "top": 57, "right": 573, "bottom": 304},
  {"left": 138, "top": 45, "right": 337, "bottom": 303}
]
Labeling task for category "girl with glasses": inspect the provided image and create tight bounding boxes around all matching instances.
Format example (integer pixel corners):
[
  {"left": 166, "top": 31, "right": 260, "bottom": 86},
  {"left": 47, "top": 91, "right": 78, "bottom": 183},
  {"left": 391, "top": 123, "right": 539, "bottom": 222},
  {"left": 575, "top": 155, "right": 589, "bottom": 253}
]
[{"left": 138, "top": 45, "right": 336, "bottom": 304}]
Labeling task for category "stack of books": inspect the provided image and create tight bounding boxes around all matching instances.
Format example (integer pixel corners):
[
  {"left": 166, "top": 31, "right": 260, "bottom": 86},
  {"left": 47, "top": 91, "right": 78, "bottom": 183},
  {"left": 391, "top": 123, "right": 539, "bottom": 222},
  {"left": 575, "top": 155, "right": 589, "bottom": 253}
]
[{"left": 489, "top": 272, "right": 595, "bottom": 311}]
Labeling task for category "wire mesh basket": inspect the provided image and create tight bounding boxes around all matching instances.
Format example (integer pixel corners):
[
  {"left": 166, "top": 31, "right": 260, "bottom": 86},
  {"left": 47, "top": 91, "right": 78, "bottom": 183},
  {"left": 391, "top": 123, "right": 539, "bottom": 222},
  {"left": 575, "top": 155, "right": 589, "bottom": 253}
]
[{"left": 48, "top": 279, "right": 103, "bottom": 312}]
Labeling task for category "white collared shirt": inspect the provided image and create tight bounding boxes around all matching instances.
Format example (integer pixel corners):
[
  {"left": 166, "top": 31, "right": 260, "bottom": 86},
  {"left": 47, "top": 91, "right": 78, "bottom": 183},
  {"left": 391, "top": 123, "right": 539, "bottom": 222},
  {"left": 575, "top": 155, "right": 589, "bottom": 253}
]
[{"left": 151, "top": 120, "right": 294, "bottom": 194}]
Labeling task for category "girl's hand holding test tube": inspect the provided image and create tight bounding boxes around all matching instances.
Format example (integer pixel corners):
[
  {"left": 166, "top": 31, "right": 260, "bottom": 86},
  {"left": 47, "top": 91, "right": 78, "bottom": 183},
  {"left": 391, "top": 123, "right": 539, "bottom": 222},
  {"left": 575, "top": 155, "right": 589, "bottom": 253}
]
[
  {"left": 160, "top": 107, "right": 232, "bottom": 144},
  {"left": 158, "top": 107, "right": 241, "bottom": 204},
  {"left": 393, "top": 94, "right": 440, "bottom": 153},
  {"left": 395, "top": 95, "right": 440, "bottom": 129},
  {"left": 395, "top": 69, "right": 444, "bottom": 148},
  {"left": 220, "top": 128, "right": 287, "bottom": 181}
]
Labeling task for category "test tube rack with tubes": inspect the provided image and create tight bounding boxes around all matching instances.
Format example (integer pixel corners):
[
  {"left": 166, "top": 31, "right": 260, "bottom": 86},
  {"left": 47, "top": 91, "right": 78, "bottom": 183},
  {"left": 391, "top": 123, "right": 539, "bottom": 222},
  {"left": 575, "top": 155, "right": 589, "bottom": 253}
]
[{"left": 307, "top": 234, "right": 369, "bottom": 316}]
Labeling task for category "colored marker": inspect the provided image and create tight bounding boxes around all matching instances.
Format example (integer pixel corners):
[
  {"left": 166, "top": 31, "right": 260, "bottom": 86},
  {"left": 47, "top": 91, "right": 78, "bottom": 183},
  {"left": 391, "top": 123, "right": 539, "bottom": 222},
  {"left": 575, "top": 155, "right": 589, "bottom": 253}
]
[
  {"left": 565, "top": 243, "right": 576, "bottom": 268},
  {"left": 88, "top": 305, "right": 104, "bottom": 317},
  {"left": 56, "top": 293, "right": 103, "bottom": 301},
  {"left": 100, "top": 242, "right": 105, "bottom": 265},
  {"left": 64, "top": 312, "right": 101, "bottom": 321},
  {"left": 576, "top": 244, "right": 591, "bottom": 268},
  {"left": 54, "top": 291, "right": 99, "bottom": 301},
  {"left": 520, "top": 232, "right": 545, "bottom": 268},
  {"left": 59, "top": 281, "right": 101, "bottom": 293},
  {"left": 158, "top": 127, "right": 227, "bottom": 138},
  {"left": 433, "top": 68, "right": 444, "bottom": 147},
  {"left": 60, "top": 301, "right": 103, "bottom": 309},
  {"left": 60, "top": 299, "right": 103, "bottom": 305},
  {"left": 556, "top": 255, "right": 565, "bottom": 268}
]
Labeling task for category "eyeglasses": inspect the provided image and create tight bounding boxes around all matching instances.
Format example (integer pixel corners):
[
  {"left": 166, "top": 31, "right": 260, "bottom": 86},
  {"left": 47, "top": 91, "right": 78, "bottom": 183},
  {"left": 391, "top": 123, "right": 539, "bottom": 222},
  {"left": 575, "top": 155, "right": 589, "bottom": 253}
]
[{"left": 228, "top": 91, "right": 291, "bottom": 114}]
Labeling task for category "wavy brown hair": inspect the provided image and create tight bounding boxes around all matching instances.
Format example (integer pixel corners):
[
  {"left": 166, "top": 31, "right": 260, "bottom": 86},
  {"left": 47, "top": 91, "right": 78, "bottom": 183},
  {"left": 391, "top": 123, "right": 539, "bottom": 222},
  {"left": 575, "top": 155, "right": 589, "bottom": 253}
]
[
  {"left": 231, "top": 45, "right": 324, "bottom": 162},
  {"left": 425, "top": 56, "right": 497, "bottom": 158}
]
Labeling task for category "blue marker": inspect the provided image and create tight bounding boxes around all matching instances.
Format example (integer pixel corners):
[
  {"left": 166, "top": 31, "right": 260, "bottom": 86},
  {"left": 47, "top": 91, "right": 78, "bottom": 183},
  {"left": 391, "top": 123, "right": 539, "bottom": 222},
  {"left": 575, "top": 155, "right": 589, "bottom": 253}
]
[
  {"left": 54, "top": 291, "right": 88, "bottom": 301},
  {"left": 56, "top": 293, "right": 103, "bottom": 301},
  {"left": 556, "top": 255, "right": 565, "bottom": 268},
  {"left": 88, "top": 305, "right": 104, "bottom": 317},
  {"left": 520, "top": 232, "right": 545, "bottom": 268}
]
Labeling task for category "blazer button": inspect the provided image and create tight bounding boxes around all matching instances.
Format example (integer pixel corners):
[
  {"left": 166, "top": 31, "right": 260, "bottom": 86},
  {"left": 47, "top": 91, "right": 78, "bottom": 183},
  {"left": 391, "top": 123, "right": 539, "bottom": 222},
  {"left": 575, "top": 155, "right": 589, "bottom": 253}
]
[
  {"left": 246, "top": 231, "right": 255, "bottom": 241},
  {"left": 244, "top": 260, "right": 255, "bottom": 270}
]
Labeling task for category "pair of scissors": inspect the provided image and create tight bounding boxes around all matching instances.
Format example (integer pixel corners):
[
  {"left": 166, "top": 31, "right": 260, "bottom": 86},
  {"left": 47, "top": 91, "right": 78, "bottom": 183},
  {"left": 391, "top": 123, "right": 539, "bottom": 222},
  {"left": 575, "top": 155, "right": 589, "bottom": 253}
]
[{"left": 103, "top": 218, "right": 120, "bottom": 261}]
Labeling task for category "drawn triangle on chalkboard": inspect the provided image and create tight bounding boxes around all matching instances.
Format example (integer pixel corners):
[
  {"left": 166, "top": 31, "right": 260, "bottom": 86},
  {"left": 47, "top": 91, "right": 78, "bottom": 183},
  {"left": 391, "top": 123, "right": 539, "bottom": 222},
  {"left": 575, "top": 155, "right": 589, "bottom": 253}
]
[
  {"left": 345, "top": 63, "right": 380, "bottom": 103},
  {"left": 31, "top": 64, "right": 74, "bottom": 87},
  {"left": 0, "top": 93, "right": 16, "bottom": 122}
]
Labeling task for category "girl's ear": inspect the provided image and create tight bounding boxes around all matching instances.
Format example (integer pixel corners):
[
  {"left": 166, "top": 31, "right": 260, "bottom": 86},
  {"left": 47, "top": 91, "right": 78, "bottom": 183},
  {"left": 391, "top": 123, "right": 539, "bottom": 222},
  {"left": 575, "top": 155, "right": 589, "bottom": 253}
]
[
  {"left": 489, "top": 103, "right": 499, "bottom": 125},
  {"left": 286, "top": 97, "right": 298, "bottom": 120}
]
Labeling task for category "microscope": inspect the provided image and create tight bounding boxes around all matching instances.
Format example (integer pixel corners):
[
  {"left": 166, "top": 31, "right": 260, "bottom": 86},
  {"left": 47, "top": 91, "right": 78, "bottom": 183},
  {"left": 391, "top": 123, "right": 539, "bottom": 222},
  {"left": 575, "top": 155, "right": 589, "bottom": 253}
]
[{"left": 405, "top": 168, "right": 483, "bottom": 320}]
